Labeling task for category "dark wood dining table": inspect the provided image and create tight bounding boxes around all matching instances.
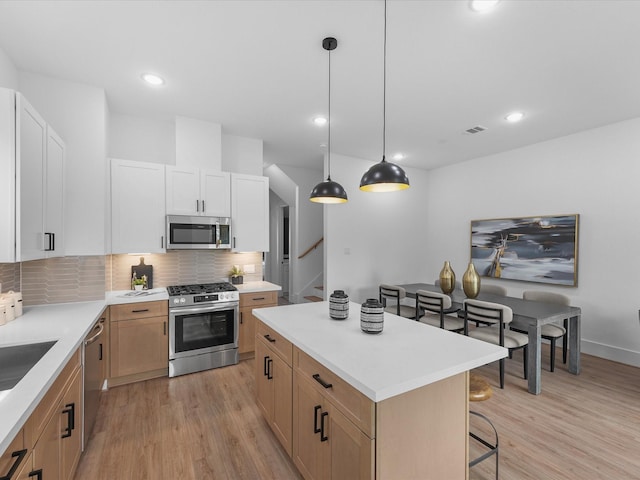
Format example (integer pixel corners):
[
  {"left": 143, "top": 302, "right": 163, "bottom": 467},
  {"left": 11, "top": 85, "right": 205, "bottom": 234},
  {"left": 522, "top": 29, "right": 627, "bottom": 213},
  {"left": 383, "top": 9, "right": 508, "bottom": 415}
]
[{"left": 398, "top": 283, "right": 582, "bottom": 395}]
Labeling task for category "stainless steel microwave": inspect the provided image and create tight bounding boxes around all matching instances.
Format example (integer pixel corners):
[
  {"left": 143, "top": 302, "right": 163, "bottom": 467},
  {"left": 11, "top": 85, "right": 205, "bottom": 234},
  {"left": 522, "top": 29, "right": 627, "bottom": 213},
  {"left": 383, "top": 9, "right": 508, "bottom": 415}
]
[{"left": 166, "top": 215, "right": 231, "bottom": 250}]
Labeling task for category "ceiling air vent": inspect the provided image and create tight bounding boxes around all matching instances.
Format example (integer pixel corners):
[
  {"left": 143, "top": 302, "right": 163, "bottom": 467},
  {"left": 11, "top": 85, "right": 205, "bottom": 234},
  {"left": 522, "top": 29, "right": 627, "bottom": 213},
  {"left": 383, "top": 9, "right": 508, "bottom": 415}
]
[{"left": 465, "top": 125, "right": 487, "bottom": 134}]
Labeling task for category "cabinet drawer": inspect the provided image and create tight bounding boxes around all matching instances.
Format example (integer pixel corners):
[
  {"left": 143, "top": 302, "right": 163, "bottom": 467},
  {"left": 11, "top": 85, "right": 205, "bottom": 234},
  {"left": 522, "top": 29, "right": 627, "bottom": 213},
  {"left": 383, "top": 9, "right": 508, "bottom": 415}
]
[
  {"left": 294, "top": 348, "right": 375, "bottom": 438},
  {"left": 110, "top": 300, "right": 168, "bottom": 321},
  {"left": 0, "top": 429, "right": 25, "bottom": 478},
  {"left": 240, "top": 291, "right": 277, "bottom": 307},
  {"left": 24, "top": 348, "right": 81, "bottom": 449},
  {"left": 256, "top": 320, "right": 292, "bottom": 366}
]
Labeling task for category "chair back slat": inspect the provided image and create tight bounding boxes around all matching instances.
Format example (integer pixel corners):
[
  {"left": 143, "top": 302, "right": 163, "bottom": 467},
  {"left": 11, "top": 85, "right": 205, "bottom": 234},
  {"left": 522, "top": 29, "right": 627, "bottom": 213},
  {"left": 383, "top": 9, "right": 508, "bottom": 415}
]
[
  {"left": 463, "top": 299, "right": 513, "bottom": 325},
  {"left": 416, "top": 290, "right": 451, "bottom": 314}
]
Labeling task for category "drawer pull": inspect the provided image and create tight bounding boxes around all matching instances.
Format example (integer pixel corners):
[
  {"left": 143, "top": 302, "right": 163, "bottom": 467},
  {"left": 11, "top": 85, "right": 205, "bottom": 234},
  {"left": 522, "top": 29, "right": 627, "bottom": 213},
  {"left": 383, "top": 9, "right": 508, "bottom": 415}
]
[
  {"left": 264, "top": 334, "right": 276, "bottom": 343},
  {"left": 252, "top": 297, "right": 266, "bottom": 301},
  {"left": 28, "top": 470, "right": 43, "bottom": 480},
  {"left": 61, "top": 402, "right": 75, "bottom": 438},
  {"left": 0, "top": 449, "right": 27, "bottom": 480},
  {"left": 131, "top": 308, "right": 150, "bottom": 313},
  {"left": 320, "top": 411, "right": 329, "bottom": 442},
  {"left": 263, "top": 356, "right": 270, "bottom": 376},
  {"left": 313, "top": 373, "right": 333, "bottom": 389},
  {"left": 313, "top": 405, "right": 322, "bottom": 434},
  {"left": 267, "top": 358, "right": 273, "bottom": 380}
]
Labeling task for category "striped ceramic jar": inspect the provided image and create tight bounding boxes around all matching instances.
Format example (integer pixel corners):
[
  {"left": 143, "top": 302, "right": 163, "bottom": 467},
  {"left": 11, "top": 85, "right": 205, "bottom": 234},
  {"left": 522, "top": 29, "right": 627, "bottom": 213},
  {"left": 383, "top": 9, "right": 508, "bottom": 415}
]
[
  {"left": 360, "top": 298, "right": 384, "bottom": 334},
  {"left": 329, "top": 290, "right": 349, "bottom": 320}
]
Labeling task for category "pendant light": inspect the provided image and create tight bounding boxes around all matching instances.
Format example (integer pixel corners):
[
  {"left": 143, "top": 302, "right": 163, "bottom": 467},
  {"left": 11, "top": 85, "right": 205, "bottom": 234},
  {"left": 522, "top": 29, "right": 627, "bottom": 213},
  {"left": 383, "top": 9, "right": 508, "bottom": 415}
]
[
  {"left": 359, "top": 0, "right": 410, "bottom": 193},
  {"left": 310, "top": 37, "right": 348, "bottom": 204}
]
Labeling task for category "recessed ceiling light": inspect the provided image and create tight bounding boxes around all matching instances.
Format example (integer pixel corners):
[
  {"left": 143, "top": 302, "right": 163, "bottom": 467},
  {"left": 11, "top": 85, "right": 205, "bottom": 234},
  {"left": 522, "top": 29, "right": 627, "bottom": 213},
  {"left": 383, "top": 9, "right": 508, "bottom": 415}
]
[
  {"left": 470, "top": 0, "right": 501, "bottom": 13},
  {"left": 141, "top": 73, "right": 165, "bottom": 86},
  {"left": 505, "top": 111, "right": 525, "bottom": 123},
  {"left": 313, "top": 116, "right": 327, "bottom": 126},
  {"left": 392, "top": 153, "right": 405, "bottom": 161}
]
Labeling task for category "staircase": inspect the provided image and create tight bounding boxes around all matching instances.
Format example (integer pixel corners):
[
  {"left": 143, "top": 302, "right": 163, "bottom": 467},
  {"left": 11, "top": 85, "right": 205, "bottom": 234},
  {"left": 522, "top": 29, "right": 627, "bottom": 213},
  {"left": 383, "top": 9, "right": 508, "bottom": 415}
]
[{"left": 304, "top": 285, "right": 323, "bottom": 303}]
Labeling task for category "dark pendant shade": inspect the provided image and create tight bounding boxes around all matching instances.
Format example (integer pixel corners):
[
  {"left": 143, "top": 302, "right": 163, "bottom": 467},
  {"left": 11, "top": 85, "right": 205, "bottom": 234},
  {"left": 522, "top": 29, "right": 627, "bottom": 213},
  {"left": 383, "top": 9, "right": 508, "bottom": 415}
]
[
  {"left": 310, "top": 177, "right": 348, "bottom": 203},
  {"left": 359, "top": 157, "right": 410, "bottom": 192}
]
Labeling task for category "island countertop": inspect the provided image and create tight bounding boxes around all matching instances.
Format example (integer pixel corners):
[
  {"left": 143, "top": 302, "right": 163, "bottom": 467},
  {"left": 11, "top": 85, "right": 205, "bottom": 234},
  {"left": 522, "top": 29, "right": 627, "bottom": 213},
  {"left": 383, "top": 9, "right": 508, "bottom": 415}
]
[{"left": 253, "top": 301, "right": 507, "bottom": 402}]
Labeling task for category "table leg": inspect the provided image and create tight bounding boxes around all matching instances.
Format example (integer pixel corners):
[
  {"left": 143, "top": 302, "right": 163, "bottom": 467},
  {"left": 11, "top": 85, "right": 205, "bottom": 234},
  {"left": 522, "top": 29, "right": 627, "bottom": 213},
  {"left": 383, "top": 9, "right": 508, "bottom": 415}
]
[
  {"left": 527, "top": 323, "right": 542, "bottom": 395},
  {"left": 568, "top": 315, "right": 581, "bottom": 374}
]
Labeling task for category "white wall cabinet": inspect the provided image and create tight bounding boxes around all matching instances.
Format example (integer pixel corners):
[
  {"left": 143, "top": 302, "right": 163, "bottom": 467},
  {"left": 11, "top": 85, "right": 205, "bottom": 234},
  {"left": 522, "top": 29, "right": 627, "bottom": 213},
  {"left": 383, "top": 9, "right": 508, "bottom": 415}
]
[
  {"left": 231, "top": 173, "right": 269, "bottom": 252},
  {"left": 111, "top": 158, "right": 166, "bottom": 254},
  {"left": 165, "top": 166, "right": 230, "bottom": 217},
  {"left": 0, "top": 88, "right": 65, "bottom": 262}
]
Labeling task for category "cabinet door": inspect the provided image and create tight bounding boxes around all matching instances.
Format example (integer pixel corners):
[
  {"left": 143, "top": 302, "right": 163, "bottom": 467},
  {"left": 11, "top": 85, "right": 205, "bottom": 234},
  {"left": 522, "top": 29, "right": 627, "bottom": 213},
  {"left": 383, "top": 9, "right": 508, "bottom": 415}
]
[
  {"left": 271, "top": 353, "right": 292, "bottom": 456},
  {"left": 111, "top": 159, "right": 166, "bottom": 254},
  {"left": 33, "top": 405, "right": 61, "bottom": 480},
  {"left": 17, "top": 93, "right": 46, "bottom": 261},
  {"left": 231, "top": 174, "right": 269, "bottom": 252},
  {"left": 201, "top": 170, "right": 230, "bottom": 217},
  {"left": 60, "top": 368, "right": 82, "bottom": 480},
  {"left": 165, "top": 165, "right": 200, "bottom": 215},
  {"left": 110, "top": 316, "right": 168, "bottom": 378},
  {"left": 45, "top": 126, "right": 65, "bottom": 258},
  {"left": 0, "top": 88, "right": 16, "bottom": 262},
  {"left": 293, "top": 373, "right": 325, "bottom": 480},
  {"left": 325, "top": 403, "right": 374, "bottom": 480},
  {"left": 239, "top": 307, "right": 256, "bottom": 354},
  {"left": 255, "top": 338, "right": 273, "bottom": 421}
]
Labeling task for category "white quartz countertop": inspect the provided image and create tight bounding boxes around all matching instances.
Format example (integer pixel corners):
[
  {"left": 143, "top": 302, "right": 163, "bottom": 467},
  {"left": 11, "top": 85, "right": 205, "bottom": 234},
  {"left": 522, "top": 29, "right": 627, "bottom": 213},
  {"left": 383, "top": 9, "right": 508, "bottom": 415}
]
[
  {"left": 234, "top": 281, "right": 282, "bottom": 294},
  {"left": 253, "top": 301, "right": 508, "bottom": 402}
]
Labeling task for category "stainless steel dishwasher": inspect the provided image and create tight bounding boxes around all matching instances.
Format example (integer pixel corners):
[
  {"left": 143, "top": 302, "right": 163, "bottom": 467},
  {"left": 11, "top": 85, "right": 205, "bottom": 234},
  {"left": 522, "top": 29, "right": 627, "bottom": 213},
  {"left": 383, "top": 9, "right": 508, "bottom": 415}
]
[{"left": 83, "top": 314, "right": 105, "bottom": 450}]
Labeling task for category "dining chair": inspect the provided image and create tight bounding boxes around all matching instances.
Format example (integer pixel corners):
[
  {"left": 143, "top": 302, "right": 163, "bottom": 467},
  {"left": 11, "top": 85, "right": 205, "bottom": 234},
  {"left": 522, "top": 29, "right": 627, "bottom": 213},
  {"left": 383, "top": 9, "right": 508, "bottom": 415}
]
[
  {"left": 463, "top": 299, "right": 528, "bottom": 388},
  {"left": 481, "top": 284, "right": 507, "bottom": 296},
  {"left": 415, "top": 290, "right": 464, "bottom": 332},
  {"left": 511, "top": 290, "right": 569, "bottom": 372},
  {"left": 379, "top": 284, "right": 415, "bottom": 319}
]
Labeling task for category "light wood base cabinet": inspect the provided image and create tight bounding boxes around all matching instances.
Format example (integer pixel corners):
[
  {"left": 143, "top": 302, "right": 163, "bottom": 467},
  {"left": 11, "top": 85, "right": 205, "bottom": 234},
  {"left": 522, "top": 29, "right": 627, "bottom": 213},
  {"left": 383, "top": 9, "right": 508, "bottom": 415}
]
[
  {"left": 109, "top": 301, "right": 168, "bottom": 387},
  {"left": 239, "top": 291, "right": 277, "bottom": 357}
]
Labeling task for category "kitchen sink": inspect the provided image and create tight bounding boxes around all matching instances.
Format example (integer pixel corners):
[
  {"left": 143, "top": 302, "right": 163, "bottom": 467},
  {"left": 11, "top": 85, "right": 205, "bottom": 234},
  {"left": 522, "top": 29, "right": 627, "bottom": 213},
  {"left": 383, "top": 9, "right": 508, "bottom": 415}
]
[{"left": 0, "top": 340, "right": 57, "bottom": 391}]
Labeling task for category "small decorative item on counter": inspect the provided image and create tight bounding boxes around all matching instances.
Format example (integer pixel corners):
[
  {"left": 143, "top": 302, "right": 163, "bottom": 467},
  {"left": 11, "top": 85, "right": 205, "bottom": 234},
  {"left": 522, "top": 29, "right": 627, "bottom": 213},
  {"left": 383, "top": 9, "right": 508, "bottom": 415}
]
[
  {"left": 1, "top": 291, "right": 22, "bottom": 317},
  {"left": 0, "top": 302, "right": 6, "bottom": 326},
  {"left": 360, "top": 298, "right": 384, "bottom": 334},
  {"left": 439, "top": 261, "right": 456, "bottom": 294},
  {"left": 0, "top": 294, "right": 15, "bottom": 322},
  {"left": 463, "top": 262, "right": 481, "bottom": 299},
  {"left": 229, "top": 265, "right": 244, "bottom": 285},
  {"left": 131, "top": 275, "right": 147, "bottom": 291},
  {"left": 329, "top": 290, "right": 349, "bottom": 320}
]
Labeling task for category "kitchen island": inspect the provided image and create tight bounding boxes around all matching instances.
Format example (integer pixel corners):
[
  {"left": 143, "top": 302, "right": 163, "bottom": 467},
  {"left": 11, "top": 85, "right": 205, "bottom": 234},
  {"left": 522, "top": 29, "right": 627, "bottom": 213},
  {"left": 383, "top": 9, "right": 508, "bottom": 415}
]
[{"left": 253, "top": 301, "right": 507, "bottom": 479}]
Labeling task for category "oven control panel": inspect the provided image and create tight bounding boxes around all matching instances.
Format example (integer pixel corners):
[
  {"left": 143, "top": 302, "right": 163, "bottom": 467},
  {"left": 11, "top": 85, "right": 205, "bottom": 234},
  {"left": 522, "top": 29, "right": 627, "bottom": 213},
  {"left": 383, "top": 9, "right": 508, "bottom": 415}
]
[{"left": 170, "top": 291, "right": 239, "bottom": 306}]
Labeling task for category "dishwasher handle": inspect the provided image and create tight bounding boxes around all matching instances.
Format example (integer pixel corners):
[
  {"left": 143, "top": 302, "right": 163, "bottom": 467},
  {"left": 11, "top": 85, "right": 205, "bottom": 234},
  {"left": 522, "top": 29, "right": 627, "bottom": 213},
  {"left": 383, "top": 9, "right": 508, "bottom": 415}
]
[{"left": 84, "top": 322, "right": 104, "bottom": 346}]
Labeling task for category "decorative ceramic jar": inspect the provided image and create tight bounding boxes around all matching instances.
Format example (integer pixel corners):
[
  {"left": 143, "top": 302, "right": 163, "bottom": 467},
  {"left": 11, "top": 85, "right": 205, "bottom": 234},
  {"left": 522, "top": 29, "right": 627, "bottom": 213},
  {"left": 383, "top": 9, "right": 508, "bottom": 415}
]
[
  {"left": 0, "top": 302, "right": 6, "bottom": 326},
  {"left": 360, "top": 298, "right": 384, "bottom": 334},
  {"left": 0, "top": 296, "right": 15, "bottom": 322},
  {"left": 9, "top": 291, "right": 22, "bottom": 317},
  {"left": 439, "top": 261, "right": 456, "bottom": 294},
  {"left": 329, "top": 290, "right": 349, "bottom": 320},
  {"left": 463, "top": 262, "right": 481, "bottom": 299}
]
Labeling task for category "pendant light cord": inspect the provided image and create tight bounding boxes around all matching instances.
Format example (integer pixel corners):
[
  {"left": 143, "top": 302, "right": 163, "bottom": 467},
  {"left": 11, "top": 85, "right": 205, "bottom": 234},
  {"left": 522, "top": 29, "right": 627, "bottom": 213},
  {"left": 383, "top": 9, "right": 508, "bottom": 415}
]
[
  {"left": 327, "top": 43, "right": 332, "bottom": 181},
  {"left": 382, "top": 0, "right": 387, "bottom": 162}
]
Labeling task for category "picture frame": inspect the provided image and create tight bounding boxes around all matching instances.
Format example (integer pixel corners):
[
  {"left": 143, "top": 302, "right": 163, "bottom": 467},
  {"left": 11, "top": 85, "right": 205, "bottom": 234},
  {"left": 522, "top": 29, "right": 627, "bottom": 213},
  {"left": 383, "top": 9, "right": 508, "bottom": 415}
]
[{"left": 470, "top": 214, "right": 579, "bottom": 286}]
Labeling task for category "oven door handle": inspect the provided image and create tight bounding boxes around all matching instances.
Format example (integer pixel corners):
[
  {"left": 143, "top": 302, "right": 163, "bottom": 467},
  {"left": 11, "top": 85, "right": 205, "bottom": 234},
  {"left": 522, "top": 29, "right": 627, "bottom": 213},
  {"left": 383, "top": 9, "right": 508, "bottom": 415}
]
[{"left": 169, "top": 304, "right": 238, "bottom": 315}]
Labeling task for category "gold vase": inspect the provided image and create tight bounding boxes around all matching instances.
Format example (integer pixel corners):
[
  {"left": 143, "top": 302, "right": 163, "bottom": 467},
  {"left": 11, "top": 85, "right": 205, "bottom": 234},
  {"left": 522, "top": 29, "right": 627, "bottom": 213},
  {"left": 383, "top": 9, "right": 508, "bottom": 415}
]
[
  {"left": 463, "top": 262, "right": 481, "bottom": 299},
  {"left": 439, "top": 261, "right": 456, "bottom": 294}
]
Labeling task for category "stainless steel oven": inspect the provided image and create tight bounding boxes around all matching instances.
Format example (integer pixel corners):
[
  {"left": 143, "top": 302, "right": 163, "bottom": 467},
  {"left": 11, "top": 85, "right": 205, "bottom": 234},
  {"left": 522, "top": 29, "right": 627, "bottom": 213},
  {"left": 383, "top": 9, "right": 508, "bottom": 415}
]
[{"left": 167, "top": 283, "right": 239, "bottom": 377}]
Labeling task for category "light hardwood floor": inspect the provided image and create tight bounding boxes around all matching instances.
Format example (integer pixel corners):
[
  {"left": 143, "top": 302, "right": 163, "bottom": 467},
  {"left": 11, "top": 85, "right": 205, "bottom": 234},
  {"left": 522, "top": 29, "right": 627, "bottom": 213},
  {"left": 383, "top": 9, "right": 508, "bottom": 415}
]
[{"left": 75, "top": 346, "right": 640, "bottom": 480}]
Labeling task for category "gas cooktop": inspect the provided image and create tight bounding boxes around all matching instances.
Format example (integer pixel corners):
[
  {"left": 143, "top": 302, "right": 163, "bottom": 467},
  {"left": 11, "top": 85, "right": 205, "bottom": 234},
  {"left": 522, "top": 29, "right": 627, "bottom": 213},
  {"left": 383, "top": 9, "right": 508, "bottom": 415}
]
[{"left": 167, "top": 282, "right": 237, "bottom": 296}]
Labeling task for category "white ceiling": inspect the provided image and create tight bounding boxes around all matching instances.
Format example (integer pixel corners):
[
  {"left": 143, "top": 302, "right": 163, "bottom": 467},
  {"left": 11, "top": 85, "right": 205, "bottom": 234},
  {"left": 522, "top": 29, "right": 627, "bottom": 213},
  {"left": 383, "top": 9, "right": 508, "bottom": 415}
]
[{"left": 1, "top": 0, "right": 639, "bottom": 172}]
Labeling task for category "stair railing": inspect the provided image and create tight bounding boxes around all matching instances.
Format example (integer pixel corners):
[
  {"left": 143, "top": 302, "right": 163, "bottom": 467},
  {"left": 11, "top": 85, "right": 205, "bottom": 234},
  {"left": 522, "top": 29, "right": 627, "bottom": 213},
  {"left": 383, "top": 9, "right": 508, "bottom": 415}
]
[{"left": 298, "top": 237, "right": 324, "bottom": 259}]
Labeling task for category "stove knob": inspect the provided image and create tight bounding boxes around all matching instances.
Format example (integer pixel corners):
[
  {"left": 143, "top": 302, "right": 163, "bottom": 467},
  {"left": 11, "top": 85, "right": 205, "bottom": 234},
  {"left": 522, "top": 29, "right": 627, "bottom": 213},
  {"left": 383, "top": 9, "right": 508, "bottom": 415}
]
[
  {"left": 180, "top": 297, "right": 186, "bottom": 303},
  {"left": 222, "top": 293, "right": 228, "bottom": 300},
  {"left": 173, "top": 298, "right": 180, "bottom": 305}
]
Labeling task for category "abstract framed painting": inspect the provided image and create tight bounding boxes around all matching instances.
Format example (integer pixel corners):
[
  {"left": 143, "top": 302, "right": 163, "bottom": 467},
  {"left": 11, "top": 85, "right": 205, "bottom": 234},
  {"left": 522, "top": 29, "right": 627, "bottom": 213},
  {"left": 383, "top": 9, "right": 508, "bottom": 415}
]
[{"left": 470, "top": 214, "right": 579, "bottom": 286}]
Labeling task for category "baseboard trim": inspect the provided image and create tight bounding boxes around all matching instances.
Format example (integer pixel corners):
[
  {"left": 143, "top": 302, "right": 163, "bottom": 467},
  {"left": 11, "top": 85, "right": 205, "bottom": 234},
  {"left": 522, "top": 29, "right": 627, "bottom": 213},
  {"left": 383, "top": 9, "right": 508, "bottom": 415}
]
[{"left": 581, "top": 340, "right": 640, "bottom": 368}]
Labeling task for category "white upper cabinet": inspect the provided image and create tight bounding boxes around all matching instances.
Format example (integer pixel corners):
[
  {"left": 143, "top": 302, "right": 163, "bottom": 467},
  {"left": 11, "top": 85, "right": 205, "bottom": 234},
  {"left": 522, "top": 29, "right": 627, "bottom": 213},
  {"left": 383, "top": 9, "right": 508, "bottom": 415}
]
[
  {"left": 0, "top": 88, "right": 66, "bottom": 262},
  {"left": 231, "top": 173, "right": 269, "bottom": 252},
  {"left": 111, "top": 159, "right": 166, "bottom": 254},
  {"left": 166, "top": 166, "right": 230, "bottom": 217}
]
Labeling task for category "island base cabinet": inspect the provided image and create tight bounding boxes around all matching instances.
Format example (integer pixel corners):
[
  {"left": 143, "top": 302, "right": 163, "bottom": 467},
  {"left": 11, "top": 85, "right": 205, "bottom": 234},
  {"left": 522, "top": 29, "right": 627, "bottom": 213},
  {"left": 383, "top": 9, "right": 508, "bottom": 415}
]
[
  {"left": 255, "top": 336, "right": 292, "bottom": 455},
  {"left": 293, "top": 373, "right": 374, "bottom": 480}
]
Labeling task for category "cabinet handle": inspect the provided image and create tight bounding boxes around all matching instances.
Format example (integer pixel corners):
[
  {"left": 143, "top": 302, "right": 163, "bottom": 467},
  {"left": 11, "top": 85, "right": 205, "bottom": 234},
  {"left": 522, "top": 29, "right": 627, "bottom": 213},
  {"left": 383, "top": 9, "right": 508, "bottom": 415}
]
[
  {"left": 44, "top": 232, "right": 53, "bottom": 251},
  {"left": 240, "top": 312, "right": 243, "bottom": 324},
  {"left": 163, "top": 321, "right": 167, "bottom": 336},
  {"left": 313, "top": 405, "right": 322, "bottom": 434},
  {"left": 202, "top": 200, "right": 205, "bottom": 212},
  {"left": 0, "top": 449, "right": 27, "bottom": 480},
  {"left": 263, "top": 356, "right": 270, "bottom": 377},
  {"left": 51, "top": 233, "right": 55, "bottom": 251},
  {"left": 264, "top": 334, "right": 276, "bottom": 343},
  {"left": 267, "top": 358, "right": 273, "bottom": 380},
  {"left": 131, "top": 309, "right": 149, "bottom": 313},
  {"left": 253, "top": 297, "right": 265, "bottom": 301},
  {"left": 196, "top": 200, "right": 200, "bottom": 212},
  {"left": 28, "top": 470, "right": 43, "bottom": 480},
  {"left": 61, "top": 402, "right": 75, "bottom": 438},
  {"left": 99, "top": 342, "right": 103, "bottom": 361},
  {"left": 320, "top": 411, "right": 329, "bottom": 442},
  {"left": 161, "top": 236, "right": 164, "bottom": 249},
  {"left": 312, "top": 373, "right": 333, "bottom": 389},
  {"left": 233, "top": 237, "right": 236, "bottom": 248}
]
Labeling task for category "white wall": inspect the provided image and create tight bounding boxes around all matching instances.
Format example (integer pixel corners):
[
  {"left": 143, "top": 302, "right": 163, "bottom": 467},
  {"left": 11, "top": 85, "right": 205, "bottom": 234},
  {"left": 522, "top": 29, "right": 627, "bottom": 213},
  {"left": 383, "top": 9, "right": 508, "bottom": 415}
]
[
  {"left": 109, "top": 113, "right": 175, "bottom": 164},
  {"left": 326, "top": 154, "right": 431, "bottom": 303},
  {"left": 0, "top": 46, "right": 17, "bottom": 89},
  {"left": 19, "top": 73, "right": 107, "bottom": 256},
  {"left": 422, "top": 118, "right": 640, "bottom": 367},
  {"left": 222, "top": 133, "right": 263, "bottom": 175}
]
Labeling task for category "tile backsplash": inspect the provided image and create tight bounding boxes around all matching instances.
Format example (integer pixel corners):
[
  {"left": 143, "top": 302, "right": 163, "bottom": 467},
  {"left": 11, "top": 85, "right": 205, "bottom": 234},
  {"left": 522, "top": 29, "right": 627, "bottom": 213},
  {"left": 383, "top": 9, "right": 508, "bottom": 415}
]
[{"left": 5, "top": 250, "right": 264, "bottom": 307}]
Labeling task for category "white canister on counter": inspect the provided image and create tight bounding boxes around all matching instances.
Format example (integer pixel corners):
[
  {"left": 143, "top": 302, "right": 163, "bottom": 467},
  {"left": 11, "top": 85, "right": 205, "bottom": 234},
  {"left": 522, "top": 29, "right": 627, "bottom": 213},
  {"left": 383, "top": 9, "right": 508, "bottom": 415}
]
[
  {"left": 7, "top": 291, "right": 22, "bottom": 317},
  {"left": 0, "top": 302, "right": 6, "bottom": 326},
  {"left": 0, "top": 297, "right": 14, "bottom": 322}
]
